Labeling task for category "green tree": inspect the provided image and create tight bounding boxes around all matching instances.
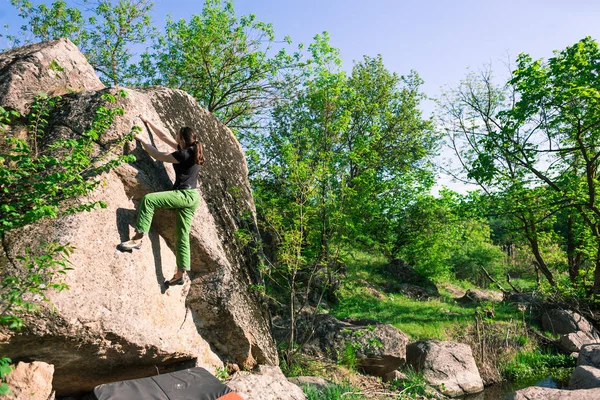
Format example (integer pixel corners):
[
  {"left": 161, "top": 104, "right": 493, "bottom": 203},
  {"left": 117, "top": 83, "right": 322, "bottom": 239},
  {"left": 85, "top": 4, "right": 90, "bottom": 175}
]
[
  {"left": 134, "top": 0, "right": 298, "bottom": 130},
  {"left": 6, "top": 0, "right": 155, "bottom": 86},
  {"left": 251, "top": 34, "right": 437, "bottom": 362},
  {"left": 441, "top": 37, "right": 600, "bottom": 297}
]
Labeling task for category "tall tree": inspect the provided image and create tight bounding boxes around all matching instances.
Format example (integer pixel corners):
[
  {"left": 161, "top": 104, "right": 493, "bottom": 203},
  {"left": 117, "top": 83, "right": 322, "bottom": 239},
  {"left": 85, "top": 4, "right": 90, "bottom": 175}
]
[
  {"left": 135, "top": 0, "right": 297, "bottom": 130},
  {"left": 441, "top": 37, "right": 600, "bottom": 296}
]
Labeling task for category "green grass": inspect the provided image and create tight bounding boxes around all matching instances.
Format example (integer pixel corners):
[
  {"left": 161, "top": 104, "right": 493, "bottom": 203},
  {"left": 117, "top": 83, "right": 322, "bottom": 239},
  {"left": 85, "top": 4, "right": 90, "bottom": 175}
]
[
  {"left": 332, "top": 252, "right": 524, "bottom": 340},
  {"left": 500, "top": 349, "right": 575, "bottom": 384},
  {"left": 303, "top": 382, "right": 363, "bottom": 400}
]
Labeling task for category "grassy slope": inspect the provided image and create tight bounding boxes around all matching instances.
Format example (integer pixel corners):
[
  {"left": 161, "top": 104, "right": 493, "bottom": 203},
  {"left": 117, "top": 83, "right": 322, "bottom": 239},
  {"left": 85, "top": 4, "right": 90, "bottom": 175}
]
[{"left": 331, "top": 252, "right": 524, "bottom": 341}]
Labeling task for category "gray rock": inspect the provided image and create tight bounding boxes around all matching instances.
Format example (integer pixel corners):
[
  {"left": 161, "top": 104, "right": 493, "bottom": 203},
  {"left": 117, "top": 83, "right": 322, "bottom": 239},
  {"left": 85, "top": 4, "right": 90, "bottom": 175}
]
[
  {"left": 458, "top": 289, "right": 503, "bottom": 303},
  {"left": 383, "top": 370, "right": 408, "bottom": 383},
  {"left": 542, "top": 309, "right": 599, "bottom": 337},
  {"left": 0, "top": 40, "right": 276, "bottom": 394},
  {"left": 4, "top": 361, "right": 54, "bottom": 400},
  {"left": 287, "top": 376, "right": 331, "bottom": 391},
  {"left": 0, "top": 38, "right": 104, "bottom": 114},
  {"left": 292, "top": 314, "right": 409, "bottom": 378},
  {"left": 578, "top": 343, "right": 600, "bottom": 368},
  {"left": 506, "top": 386, "right": 600, "bottom": 399},
  {"left": 560, "top": 331, "right": 599, "bottom": 353},
  {"left": 227, "top": 366, "right": 306, "bottom": 400},
  {"left": 406, "top": 340, "right": 484, "bottom": 398},
  {"left": 570, "top": 365, "right": 600, "bottom": 389}
]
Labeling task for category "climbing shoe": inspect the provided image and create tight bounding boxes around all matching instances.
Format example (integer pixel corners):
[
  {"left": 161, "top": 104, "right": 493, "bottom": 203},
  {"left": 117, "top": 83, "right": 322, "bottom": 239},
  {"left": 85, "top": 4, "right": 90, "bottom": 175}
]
[
  {"left": 117, "top": 239, "right": 142, "bottom": 252},
  {"left": 165, "top": 276, "right": 184, "bottom": 287}
]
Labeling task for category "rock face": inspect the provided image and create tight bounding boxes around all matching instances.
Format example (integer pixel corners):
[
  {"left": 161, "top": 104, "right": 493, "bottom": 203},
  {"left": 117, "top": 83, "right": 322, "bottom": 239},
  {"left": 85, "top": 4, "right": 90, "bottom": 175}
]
[
  {"left": 569, "top": 365, "right": 600, "bottom": 390},
  {"left": 405, "top": 340, "right": 484, "bottom": 398},
  {"left": 506, "top": 386, "right": 600, "bottom": 400},
  {"left": 226, "top": 366, "right": 306, "bottom": 400},
  {"left": 0, "top": 39, "right": 276, "bottom": 394},
  {"left": 0, "top": 38, "right": 104, "bottom": 114},
  {"left": 5, "top": 361, "right": 54, "bottom": 400},
  {"left": 560, "top": 331, "right": 599, "bottom": 353},
  {"left": 293, "top": 314, "right": 409, "bottom": 377},
  {"left": 542, "top": 309, "right": 599, "bottom": 338}
]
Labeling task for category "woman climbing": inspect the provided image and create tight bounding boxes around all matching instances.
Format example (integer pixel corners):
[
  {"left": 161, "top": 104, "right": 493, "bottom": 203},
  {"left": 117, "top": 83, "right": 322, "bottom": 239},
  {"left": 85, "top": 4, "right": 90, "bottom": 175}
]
[{"left": 118, "top": 116, "right": 205, "bottom": 287}]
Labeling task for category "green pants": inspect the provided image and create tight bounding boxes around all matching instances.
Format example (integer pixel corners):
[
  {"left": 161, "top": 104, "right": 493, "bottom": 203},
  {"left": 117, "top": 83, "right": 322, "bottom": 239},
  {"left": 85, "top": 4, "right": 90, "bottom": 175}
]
[{"left": 135, "top": 189, "right": 200, "bottom": 271}]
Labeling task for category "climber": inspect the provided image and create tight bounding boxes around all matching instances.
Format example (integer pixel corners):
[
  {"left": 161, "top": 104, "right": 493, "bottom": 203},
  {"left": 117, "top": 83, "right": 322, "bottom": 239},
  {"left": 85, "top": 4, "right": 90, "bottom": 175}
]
[{"left": 118, "top": 115, "right": 205, "bottom": 287}]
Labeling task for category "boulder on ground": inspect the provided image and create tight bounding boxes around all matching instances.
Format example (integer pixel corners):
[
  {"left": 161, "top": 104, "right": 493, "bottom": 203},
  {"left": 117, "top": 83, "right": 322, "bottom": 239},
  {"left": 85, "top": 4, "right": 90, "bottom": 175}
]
[
  {"left": 542, "top": 309, "right": 599, "bottom": 338},
  {"left": 226, "top": 366, "right": 306, "bottom": 400},
  {"left": 290, "top": 314, "right": 409, "bottom": 378},
  {"left": 578, "top": 344, "right": 600, "bottom": 368},
  {"left": 569, "top": 365, "right": 600, "bottom": 390},
  {"left": 0, "top": 39, "right": 276, "bottom": 395},
  {"left": 559, "top": 331, "right": 599, "bottom": 353},
  {"left": 458, "top": 288, "right": 503, "bottom": 304},
  {"left": 4, "top": 361, "right": 54, "bottom": 400},
  {"left": 506, "top": 386, "right": 600, "bottom": 399},
  {"left": 405, "top": 340, "right": 484, "bottom": 398}
]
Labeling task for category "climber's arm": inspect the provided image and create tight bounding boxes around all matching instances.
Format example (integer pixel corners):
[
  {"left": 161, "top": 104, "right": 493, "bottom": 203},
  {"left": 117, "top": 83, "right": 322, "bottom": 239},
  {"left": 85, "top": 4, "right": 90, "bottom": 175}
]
[
  {"left": 135, "top": 136, "right": 179, "bottom": 164},
  {"left": 139, "top": 116, "right": 178, "bottom": 150}
]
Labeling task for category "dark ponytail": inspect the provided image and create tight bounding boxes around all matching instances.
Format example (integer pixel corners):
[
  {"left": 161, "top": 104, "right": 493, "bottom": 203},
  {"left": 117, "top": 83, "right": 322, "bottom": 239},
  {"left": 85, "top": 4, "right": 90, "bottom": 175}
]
[{"left": 179, "top": 127, "right": 205, "bottom": 165}]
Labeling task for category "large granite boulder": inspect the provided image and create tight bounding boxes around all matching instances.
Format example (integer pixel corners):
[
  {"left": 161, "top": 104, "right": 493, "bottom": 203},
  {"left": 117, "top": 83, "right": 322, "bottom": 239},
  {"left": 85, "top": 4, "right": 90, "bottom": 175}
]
[
  {"left": 542, "top": 309, "right": 599, "bottom": 338},
  {"left": 569, "top": 365, "right": 600, "bottom": 390},
  {"left": 291, "top": 314, "right": 409, "bottom": 377},
  {"left": 5, "top": 361, "right": 54, "bottom": 400},
  {"left": 0, "top": 39, "right": 276, "bottom": 395},
  {"left": 405, "top": 340, "right": 484, "bottom": 398},
  {"left": 226, "top": 366, "right": 306, "bottom": 400},
  {"left": 506, "top": 387, "right": 600, "bottom": 399}
]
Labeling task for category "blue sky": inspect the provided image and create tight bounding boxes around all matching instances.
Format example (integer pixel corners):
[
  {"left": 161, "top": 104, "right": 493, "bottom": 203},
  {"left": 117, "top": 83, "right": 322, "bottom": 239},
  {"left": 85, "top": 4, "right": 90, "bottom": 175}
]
[{"left": 2, "top": 0, "right": 600, "bottom": 190}]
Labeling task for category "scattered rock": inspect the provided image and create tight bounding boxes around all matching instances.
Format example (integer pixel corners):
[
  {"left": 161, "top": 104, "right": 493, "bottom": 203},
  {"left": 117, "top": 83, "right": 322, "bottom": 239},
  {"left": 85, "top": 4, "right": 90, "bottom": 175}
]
[
  {"left": 305, "top": 261, "right": 347, "bottom": 305},
  {"left": 506, "top": 386, "right": 600, "bottom": 399},
  {"left": 578, "top": 343, "right": 600, "bottom": 368},
  {"left": 382, "top": 370, "right": 407, "bottom": 383},
  {"left": 541, "top": 309, "right": 599, "bottom": 338},
  {"left": 5, "top": 361, "right": 54, "bottom": 400},
  {"left": 287, "top": 376, "right": 331, "bottom": 391},
  {"left": 405, "top": 340, "right": 484, "bottom": 398},
  {"left": 379, "top": 259, "right": 439, "bottom": 298},
  {"left": 287, "top": 314, "right": 409, "bottom": 378},
  {"left": 559, "top": 331, "right": 599, "bottom": 353},
  {"left": 458, "top": 288, "right": 503, "bottom": 304},
  {"left": 226, "top": 366, "right": 306, "bottom": 400},
  {"left": 569, "top": 365, "right": 600, "bottom": 389},
  {"left": 506, "top": 292, "right": 540, "bottom": 304}
]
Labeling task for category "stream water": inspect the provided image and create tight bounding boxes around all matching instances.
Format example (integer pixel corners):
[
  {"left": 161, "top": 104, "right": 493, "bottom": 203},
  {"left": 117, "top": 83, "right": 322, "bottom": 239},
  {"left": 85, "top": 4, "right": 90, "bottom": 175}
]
[{"left": 461, "top": 376, "right": 564, "bottom": 400}]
